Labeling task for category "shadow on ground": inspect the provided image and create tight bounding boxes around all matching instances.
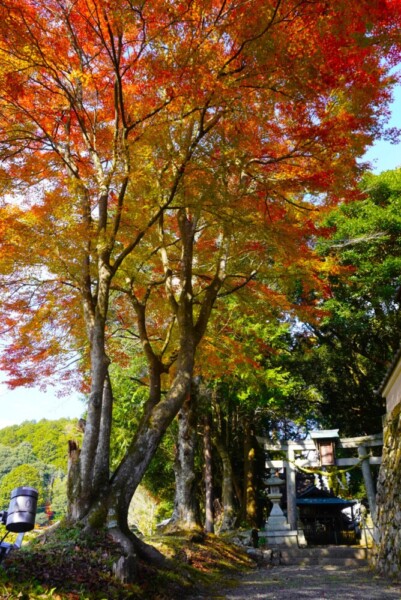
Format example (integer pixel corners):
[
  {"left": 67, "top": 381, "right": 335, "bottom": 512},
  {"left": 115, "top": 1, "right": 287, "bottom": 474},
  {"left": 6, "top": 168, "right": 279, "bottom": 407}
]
[{"left": 189, "top": 564, "right": 401, "bottom": 600}]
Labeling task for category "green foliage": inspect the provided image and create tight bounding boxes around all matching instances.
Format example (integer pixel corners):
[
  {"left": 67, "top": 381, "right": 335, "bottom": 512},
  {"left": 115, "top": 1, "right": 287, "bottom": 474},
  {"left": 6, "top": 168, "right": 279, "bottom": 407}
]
[
  {"left": 0, "top": 419, "right": 78, "bottom": 521},
  {"left": 50, "top": 474, "right": 68, "bottom": 518},
  {"left": 0, "top": 582, "right": 62, "bottom": 600},
  {"left": 0, "top": 419, "right": 77, "bottom": 471},
  {"left": 320, "top": 168, "right": 401, "bottom": 302},
  {"left": 128, "top": 486, "right": 162, "bottom": 536},
  {"left": 109, "top": 361, "right": 149, "bottom": 470},
  {"left": 288, "top": 168, "right": 401, "bottom": 434},
  {"left": 0, "top": 442, "right": 37, "bottom": 480},
  {"left": 0, "top": 464, "right": 45, "bottom": 510},
  {"left": 141, "top": 440, "right": 176, "bottom": 520}
]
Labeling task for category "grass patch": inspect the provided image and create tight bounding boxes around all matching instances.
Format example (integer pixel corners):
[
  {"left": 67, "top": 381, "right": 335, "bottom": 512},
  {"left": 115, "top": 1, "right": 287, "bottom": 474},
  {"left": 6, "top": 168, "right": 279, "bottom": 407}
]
[{"left": 0, "top": 525, "right": 254, "bottom": 599}]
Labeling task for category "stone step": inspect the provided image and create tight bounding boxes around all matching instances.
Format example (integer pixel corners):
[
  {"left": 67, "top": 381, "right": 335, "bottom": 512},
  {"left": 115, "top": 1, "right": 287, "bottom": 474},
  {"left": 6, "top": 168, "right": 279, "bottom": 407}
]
[
  {"left": 278, "top": 546, "right": 370, "bottom": 566},
  {"left": 309, "top": 546, "right": 367, "bottom": 559},
  {"left": 319, "top": 557, "right": 368, "bottom": 567}
]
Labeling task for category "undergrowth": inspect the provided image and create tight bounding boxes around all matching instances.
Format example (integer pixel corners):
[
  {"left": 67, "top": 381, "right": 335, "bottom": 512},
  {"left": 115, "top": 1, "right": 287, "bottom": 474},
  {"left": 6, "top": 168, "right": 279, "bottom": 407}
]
[{"left": 0, "top": 524, "right": 254, "bottom": 599}]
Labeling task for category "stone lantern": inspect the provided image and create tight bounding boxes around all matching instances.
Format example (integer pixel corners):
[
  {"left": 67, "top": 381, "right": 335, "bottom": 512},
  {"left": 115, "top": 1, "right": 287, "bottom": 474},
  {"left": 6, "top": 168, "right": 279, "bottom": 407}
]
[
  {"left": 265, "top": 469, "right": 288, "bottom": 531},
  {"left": 264, "top": 469, "right": 306, "bottom": 547}
]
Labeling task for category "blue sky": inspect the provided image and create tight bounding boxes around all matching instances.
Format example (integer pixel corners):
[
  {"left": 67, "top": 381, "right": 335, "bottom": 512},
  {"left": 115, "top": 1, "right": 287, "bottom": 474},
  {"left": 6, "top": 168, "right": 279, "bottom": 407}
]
[
  {"left": 363, "top": 85, "right": 401, "bottom": 173},
  {"left": 0, "top": 384, "right": 85, "bottom": 429},
  {"left": 0, "top": 85, "right": 401, "bottom": 429}
]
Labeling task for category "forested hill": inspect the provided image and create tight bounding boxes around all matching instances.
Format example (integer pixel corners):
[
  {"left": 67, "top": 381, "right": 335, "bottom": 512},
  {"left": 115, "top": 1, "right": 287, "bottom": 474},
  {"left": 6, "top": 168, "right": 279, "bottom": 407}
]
[{"left": 0, "top": 419, "right": 79, "bottom": 523}]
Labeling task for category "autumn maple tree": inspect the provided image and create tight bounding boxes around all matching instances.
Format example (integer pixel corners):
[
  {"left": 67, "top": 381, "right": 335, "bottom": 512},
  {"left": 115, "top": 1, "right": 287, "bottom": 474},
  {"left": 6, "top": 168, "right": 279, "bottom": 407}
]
[{"left": 0, "top": 0, "right": 399, "bottom": 561}]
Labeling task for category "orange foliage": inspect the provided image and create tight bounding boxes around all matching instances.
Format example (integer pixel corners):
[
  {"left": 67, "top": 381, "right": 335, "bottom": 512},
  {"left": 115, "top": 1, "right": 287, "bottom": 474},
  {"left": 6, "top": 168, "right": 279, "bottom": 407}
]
[{"left": 0, "top": 0, "right": 398, "bottom": 389}]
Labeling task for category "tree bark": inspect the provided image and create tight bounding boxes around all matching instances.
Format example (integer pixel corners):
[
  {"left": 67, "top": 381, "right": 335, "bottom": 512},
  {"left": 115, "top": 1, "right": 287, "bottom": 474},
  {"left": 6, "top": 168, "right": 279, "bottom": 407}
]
[
  {"left": 67, "top": 268, "right": 112, "bottom": 521},
  {"left": 203, "top": 413, "right": 214, "bottom": 534},
  {"left": 168, "top": 388, "right": 201, "bottom": 531},
  {"left": 214, "top": 435, "right": 236, "bottom": 532},
  {"left": 92, "top": 374, "right": 113, "bottom": 492},
  {"left": 240, "top": 420, "right": 258, "bottom": 527}
]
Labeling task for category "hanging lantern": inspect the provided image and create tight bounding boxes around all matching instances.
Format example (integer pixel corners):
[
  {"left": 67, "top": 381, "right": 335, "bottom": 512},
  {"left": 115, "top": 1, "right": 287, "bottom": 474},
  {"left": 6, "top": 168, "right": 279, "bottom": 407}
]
[{"left": 310, "top": 430, "right": 339, "bottom": 466}]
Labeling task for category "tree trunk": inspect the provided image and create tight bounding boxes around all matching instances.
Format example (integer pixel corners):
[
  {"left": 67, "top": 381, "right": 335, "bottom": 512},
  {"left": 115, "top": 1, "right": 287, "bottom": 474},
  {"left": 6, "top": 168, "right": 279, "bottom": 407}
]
[
  {"left": 67, "top": 307, "right": 111, "bottom": 521},
  {"left": 214, "top": 435, "right": 236, "bottom": 532},
  {"left": 203, "top": 413, "right": 214, "bottom": 534},
  {"left": 211, "top": 386, "right": 237, "bottom": 531},
  {"left": 92, "top": 374, "right": 113, "bottom": 492},
  {"left": 67, "top": 207, "right": 225, "bottom": 556},
  {"left": 240, "top": 420, "right": 258, "bottom": 527},
  {"left": 83, "top": 346, "right": 196, "bottom": 532},
  {"left": 168, "top": 388, "right": 201, "bottom": 531}
]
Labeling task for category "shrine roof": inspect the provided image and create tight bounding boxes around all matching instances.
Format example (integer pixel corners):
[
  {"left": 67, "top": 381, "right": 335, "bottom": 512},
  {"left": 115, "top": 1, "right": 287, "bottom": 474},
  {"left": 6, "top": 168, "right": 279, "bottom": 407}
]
[
  {"left": 310, "top": 430, "right": 339, "bottom": 440},
  {"left": 296, "top": 497, "right": 356, "bottom": 506}
]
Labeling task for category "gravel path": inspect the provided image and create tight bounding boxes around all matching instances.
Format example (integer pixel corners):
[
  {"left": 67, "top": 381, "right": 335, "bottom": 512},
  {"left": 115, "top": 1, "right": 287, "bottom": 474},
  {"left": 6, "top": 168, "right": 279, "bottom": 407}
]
[{"left": 188, "top": 564, "right": 401, "bottom": 599}]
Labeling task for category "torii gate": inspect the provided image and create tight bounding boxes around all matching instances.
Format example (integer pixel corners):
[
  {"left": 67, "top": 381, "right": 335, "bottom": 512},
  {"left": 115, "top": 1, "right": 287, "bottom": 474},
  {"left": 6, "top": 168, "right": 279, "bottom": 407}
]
[{"left": 257, "top": 430, "right": 383, "bottom": 530}]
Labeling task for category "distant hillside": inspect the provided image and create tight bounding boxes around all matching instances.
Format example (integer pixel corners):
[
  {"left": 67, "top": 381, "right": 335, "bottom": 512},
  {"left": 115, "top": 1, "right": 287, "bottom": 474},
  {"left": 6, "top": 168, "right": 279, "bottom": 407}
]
[
  {"left": 0, "top": 419, "right": 170, "bottom": 533},
  {"left": 0, "top": 419, "right": 81, "bottom": 523}
]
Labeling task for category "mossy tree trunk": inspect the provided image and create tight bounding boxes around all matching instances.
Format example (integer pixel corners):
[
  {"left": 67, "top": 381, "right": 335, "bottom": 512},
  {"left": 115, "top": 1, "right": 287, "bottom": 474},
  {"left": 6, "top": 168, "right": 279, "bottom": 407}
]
[{"left": 239, "top": 420, "right": 258, "bottom": 528}]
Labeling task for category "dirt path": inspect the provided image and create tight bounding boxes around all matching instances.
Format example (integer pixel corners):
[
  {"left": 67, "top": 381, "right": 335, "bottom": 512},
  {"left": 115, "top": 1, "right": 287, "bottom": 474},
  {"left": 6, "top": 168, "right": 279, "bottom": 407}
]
[{"left": 188, "top": 564, "right": 401, "bottom": 599}]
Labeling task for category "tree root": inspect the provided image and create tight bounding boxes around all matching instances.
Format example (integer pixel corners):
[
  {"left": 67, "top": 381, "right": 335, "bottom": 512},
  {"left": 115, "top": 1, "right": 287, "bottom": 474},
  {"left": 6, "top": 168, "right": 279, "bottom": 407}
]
[
  {"left": 131, "top": 533, "right": 169, "bottom": 568},
  {"left": 161, "top": 518, "right": 204, "bottom": 537},
  {"left": 108, "top": 526, "right": 168, "bottom": 568},
  {"left": 108, "top": 526, "right": 136, "bottom": 555}
]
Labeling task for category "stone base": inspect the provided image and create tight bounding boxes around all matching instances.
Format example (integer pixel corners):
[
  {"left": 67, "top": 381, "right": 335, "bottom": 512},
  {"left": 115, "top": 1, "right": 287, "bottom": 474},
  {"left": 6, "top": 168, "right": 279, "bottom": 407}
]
[
  {"left": 267, "top": 529, "right": 300, "bottom": 547},
  {"left": 297, "top": 528, "right": 307, "bottom": 548},
  {"left": 266, "top": 514, "right": 291, "bottom": 531}
]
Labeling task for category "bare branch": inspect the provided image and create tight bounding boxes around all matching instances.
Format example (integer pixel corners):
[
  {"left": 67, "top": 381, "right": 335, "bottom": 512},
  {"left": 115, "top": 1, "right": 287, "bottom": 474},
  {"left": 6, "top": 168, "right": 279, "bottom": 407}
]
[{"left": 330, "top": 232, "right": 387, "bottom": 248}]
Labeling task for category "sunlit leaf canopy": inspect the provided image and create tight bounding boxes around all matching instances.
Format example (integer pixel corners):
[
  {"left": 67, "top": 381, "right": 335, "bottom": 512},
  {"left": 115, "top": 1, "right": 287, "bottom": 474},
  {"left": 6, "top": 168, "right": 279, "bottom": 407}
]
[{"left": 0, "top": 0, "right": 399, "bottom": 388}]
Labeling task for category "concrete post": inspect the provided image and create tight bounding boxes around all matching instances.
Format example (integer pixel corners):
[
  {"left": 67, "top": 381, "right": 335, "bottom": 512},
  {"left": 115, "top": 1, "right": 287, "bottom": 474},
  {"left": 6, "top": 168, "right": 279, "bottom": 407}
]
[
  {"left": 286, "top": 443, "right": 297, "bottom": 529},
  {"left": 358, "top": 445, "right": 376, "bottom": 521}
]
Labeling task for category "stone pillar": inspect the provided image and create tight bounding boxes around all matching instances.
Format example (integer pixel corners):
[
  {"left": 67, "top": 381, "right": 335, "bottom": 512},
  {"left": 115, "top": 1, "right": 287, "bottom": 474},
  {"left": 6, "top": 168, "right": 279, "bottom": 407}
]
[
  {"left": 358, "top": 445, "right": 376, "bottom": 520},
  {"left": 286, "top": 444, "right": 297, "bottom": 530}
]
